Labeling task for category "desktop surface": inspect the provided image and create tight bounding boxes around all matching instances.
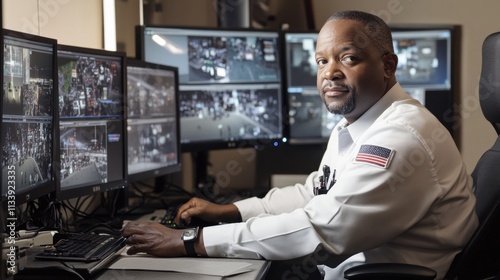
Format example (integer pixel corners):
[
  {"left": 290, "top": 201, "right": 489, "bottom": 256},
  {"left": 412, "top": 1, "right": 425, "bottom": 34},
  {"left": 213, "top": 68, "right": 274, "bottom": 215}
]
[
  {"left": 98, "top": 256, "right": 270, "bottom": 280},
  {"left": 16, "top": 241, "right": 270, "bottom": 280}
]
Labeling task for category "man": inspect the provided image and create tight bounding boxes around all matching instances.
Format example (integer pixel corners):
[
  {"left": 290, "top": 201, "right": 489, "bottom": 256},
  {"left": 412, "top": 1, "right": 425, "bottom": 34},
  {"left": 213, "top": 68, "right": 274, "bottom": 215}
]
[{"left": 122, "top": 10, "right": 478, "bottom": 279}]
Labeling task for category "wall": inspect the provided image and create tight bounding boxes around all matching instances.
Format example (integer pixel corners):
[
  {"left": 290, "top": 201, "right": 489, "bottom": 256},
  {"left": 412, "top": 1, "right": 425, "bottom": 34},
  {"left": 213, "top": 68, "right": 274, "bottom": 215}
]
[
  {"left": 115, "top": 0, "right": 141, "bottom": 56},
  {"left": 311, "top": 0, "right": 500, "bottom": 174},
  {"left": 3, "top": 0, "right": 103, "bottom": 49}
]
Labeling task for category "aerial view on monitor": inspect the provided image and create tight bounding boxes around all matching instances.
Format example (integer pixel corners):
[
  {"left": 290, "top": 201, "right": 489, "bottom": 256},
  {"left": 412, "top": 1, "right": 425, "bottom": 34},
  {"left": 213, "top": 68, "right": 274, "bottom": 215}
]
[
  {"left": 2, "top": 38, "right": 54, "bottom": 191},
  {"left": 58, "top": 56, "right": 123, "bottom": 118},
  {"left": 59, "top": 122, "right": 113, "bottom": 187},
  {"left": 178, "top": 85, "right": 281, "bottom": 143},
  {"left": 187, "top": 36, "right": 279, "bottom": 83},
  {"left": 127, "top": 121, "right": 178, "bottom": 175},
  {"left": 143, "top": 27, "right": 281, "bottom": 85},
  {"left": 127, "top": 67, "right": 176, "bottom": 118}
]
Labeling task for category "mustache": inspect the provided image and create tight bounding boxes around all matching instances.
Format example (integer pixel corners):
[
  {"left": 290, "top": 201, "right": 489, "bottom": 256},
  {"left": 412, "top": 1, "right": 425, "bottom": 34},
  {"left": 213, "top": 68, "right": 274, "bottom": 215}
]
[{"left": 322, "top": 81, "right": 350, "bottom": 92}]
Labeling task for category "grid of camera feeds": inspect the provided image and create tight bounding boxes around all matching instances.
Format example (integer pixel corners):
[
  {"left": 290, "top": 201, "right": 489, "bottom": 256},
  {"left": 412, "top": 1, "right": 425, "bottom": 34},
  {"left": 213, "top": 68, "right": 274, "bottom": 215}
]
[
  {"left": 126, "top": 61, "right": 180, "bottom": 179},
  {"left": 284, "top": 32, "right": 343, "bottom": 143},
  {"left": 142, "top": 27, "right": 284, "bottom": 148},
  {"left": 57, "top": 47, "right": 125, "bottom": 192},
  {"left": 2, "top": 33, "right": 55, "bottom": 199}
]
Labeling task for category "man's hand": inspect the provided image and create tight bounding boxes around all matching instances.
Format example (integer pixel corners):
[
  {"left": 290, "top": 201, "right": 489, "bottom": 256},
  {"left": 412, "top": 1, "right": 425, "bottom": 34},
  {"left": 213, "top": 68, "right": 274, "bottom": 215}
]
[
  {"left": 175, "top": 197, "right": 242, "bottom": 226},
  {"left": 121, "top": 221, "right": 185, "bottom": 257}
]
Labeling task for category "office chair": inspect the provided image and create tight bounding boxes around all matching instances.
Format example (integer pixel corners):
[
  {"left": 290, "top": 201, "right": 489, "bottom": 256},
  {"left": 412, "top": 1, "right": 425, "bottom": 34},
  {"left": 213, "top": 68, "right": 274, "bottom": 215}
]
[{"left": 344, "top": 31, "right": 500, "bottom": 280}]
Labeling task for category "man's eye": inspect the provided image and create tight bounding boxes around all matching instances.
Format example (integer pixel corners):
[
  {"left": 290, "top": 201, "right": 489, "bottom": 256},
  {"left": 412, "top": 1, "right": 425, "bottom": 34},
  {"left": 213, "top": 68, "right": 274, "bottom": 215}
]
[
  {"left": 341, "top": 56, "right": 358, "bottom": 63},
  {"left": 316, "top": 59, "right": 327, "bottom": 66}
]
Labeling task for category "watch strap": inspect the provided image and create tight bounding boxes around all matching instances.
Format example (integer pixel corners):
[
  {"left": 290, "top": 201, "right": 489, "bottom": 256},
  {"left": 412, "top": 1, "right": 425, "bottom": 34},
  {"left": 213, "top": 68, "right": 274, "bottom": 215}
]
[
  {"left": 182, "top": 227, "right": 199, "bottom": 257},
  {"left": 184, "top": 239, "right": 197, "bottom": 257}
]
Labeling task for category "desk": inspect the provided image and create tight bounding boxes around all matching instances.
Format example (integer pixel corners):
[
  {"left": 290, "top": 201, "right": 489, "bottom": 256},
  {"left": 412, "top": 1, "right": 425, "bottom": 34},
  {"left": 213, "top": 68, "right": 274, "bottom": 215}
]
[
  {"left": 96, "top": 258, "right": 270, "bottom": 280},
  {"left": 15, "top": 246, "right": 270, "bottom": 280}
]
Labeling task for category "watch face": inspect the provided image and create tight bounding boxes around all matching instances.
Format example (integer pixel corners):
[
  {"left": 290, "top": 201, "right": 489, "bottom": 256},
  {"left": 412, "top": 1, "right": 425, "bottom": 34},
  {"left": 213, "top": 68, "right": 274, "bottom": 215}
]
[{"left": 183, "top": 228, "right": 197, "bottom": 241}]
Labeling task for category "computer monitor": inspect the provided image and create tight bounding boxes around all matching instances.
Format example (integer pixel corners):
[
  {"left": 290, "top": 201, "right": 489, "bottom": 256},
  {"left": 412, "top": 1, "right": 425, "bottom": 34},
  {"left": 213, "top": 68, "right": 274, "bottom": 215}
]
[
  {"left": 391, "top": 27, "right": 452, "bottom": 90},
  {"left": 1, "top": 29, "right": 58, "bottom": 205},
  {"left": 136, "top": 26, "right": 285, "bottom": 152},
  {"left": 391, "top": 26, "right": 456, "bottom": 134},
  {"left": 283, "top": 31, "right": 342, "bottom": 144},
  {"left": 56, "top": 45, "right": 127, "bottom": 200},
  {"left": 126, "top": 58, "right": 182, "bottom": 183},
  {"left": 283, "top": 27, "right": 456, "bottom": 143}
]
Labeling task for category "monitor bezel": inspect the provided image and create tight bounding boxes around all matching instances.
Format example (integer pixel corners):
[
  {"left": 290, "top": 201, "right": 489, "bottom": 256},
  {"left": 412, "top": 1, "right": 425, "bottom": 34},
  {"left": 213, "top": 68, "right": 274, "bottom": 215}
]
[
  {"left": 56, "top": 44, "right": 128, "bottom": 201},
  {"left": 125, "top": 57, "right": 182, "bottom": 183},
  {"left": 136, "top": 24, "right": 287, "bottom": 152},
  {"left": 1, "top": 28, "right": 59, "bottom": 205}
]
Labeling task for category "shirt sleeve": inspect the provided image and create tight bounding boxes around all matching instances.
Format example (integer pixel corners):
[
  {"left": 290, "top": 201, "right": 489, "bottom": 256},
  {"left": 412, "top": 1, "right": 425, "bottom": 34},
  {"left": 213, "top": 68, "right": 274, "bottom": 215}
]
[{"left": 233, "top": 171, "right": 318, "bottom": 221}]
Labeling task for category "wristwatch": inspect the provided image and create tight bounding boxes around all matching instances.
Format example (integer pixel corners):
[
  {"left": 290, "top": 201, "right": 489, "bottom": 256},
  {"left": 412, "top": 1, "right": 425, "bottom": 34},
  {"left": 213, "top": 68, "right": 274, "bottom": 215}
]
[{"left": 181, "top": 227, "right": 199, "bottom": 257}]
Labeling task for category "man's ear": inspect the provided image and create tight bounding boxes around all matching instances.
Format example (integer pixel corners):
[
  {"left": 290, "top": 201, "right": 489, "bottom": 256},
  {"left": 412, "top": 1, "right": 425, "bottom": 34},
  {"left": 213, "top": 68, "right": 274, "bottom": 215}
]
[{"left": 383, "top": 53, "right": 398, "bottom": 78}]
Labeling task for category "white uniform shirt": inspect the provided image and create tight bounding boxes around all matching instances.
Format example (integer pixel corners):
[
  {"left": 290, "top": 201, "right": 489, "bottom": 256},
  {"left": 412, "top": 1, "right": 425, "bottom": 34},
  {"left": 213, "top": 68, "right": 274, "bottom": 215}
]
[{"left": 202, "top": 83, "right": 478, "bottom": 280}]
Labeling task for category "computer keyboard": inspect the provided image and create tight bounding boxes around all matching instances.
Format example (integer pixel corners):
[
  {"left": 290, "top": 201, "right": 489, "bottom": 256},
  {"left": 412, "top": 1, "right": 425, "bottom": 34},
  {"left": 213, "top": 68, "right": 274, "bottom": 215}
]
[{"left": 35, "top": 232, "right": 127, "bottom": 262}]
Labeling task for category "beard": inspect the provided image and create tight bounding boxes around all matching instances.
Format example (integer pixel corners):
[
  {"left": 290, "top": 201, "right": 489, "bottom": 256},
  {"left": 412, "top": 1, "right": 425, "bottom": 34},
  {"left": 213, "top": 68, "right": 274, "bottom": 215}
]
[{"left": 325, "top": 93, "right": 355, "bottom": 115}]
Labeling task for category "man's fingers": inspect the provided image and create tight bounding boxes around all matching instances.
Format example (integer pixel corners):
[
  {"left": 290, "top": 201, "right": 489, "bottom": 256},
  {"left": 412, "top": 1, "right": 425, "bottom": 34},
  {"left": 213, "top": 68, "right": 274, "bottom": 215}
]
[
  {"left": 125, "top": 235, "right": 154, "bottom": 255},
  {"left": 126, "top": 245, "right": 139, "bottom": 255},
  {"left": 175, "top": 200, "right": 194, "bottom": 222},
  {"left": 126, "top": 244, "right": 148, "bottom": 255},
  {"left": 180, "top": 208, "right": 192, "bottom": 219},
  {"left": 121, "top": 222, "right": 148, "bottom": 237},
  {"left": 126, "top": 234, "right": 144, "bottom": 245}
]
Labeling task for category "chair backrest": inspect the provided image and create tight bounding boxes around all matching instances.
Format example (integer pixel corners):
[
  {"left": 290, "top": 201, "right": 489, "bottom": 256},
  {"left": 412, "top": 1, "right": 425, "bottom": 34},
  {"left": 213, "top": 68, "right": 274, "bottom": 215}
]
[{"left": 444, "top": 31, "right": 500, "bottom": 280}]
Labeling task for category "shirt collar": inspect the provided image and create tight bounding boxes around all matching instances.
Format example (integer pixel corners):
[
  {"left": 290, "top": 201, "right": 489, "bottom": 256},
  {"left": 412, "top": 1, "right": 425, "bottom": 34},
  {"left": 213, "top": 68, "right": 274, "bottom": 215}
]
[{"left": 343, "top": 83, "right": 408, "bottom": 143}]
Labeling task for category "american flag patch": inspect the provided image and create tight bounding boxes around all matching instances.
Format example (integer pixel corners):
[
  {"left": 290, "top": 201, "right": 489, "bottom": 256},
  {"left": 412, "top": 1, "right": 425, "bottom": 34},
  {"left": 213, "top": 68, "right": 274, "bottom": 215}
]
[{"left": 354, "top": 144, "right": 394, "bottom": 168}]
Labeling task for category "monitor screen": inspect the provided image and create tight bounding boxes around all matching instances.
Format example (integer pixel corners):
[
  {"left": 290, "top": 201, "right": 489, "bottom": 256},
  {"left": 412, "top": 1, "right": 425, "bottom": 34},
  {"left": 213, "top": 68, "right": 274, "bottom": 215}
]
[
  {"left": 391, "top": 28, "right": 452, "bottom": 90},
  {"left": 137, "top": 26, "right": 285, "bottom": 151},
  {"left": 57, "top": 45, "right": 127, "bottom": 200},
  {"left": 1, "top": 29, "right": 58, "bottom": 205},
  {"left": 126, "top": 58, "right": 181, "bottom": 182},
  {"left": 283, "top": 32, "right": 342, "bottom": 144}
]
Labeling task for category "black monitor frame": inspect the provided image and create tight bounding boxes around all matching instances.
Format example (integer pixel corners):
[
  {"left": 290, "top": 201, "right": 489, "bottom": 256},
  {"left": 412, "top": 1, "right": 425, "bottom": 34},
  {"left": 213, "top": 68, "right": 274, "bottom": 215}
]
[
  {"left": 125, "top": 58, "right": 182, "bottom": 183},
  {"left": 135, "top": 25, "right": 286, "bottom": 153},
  {"left": 56, "top": 44, "right": 128, "bottom": 201},
  {"left": 1, "top": 29, "right": 58, "bottom": 205}
]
